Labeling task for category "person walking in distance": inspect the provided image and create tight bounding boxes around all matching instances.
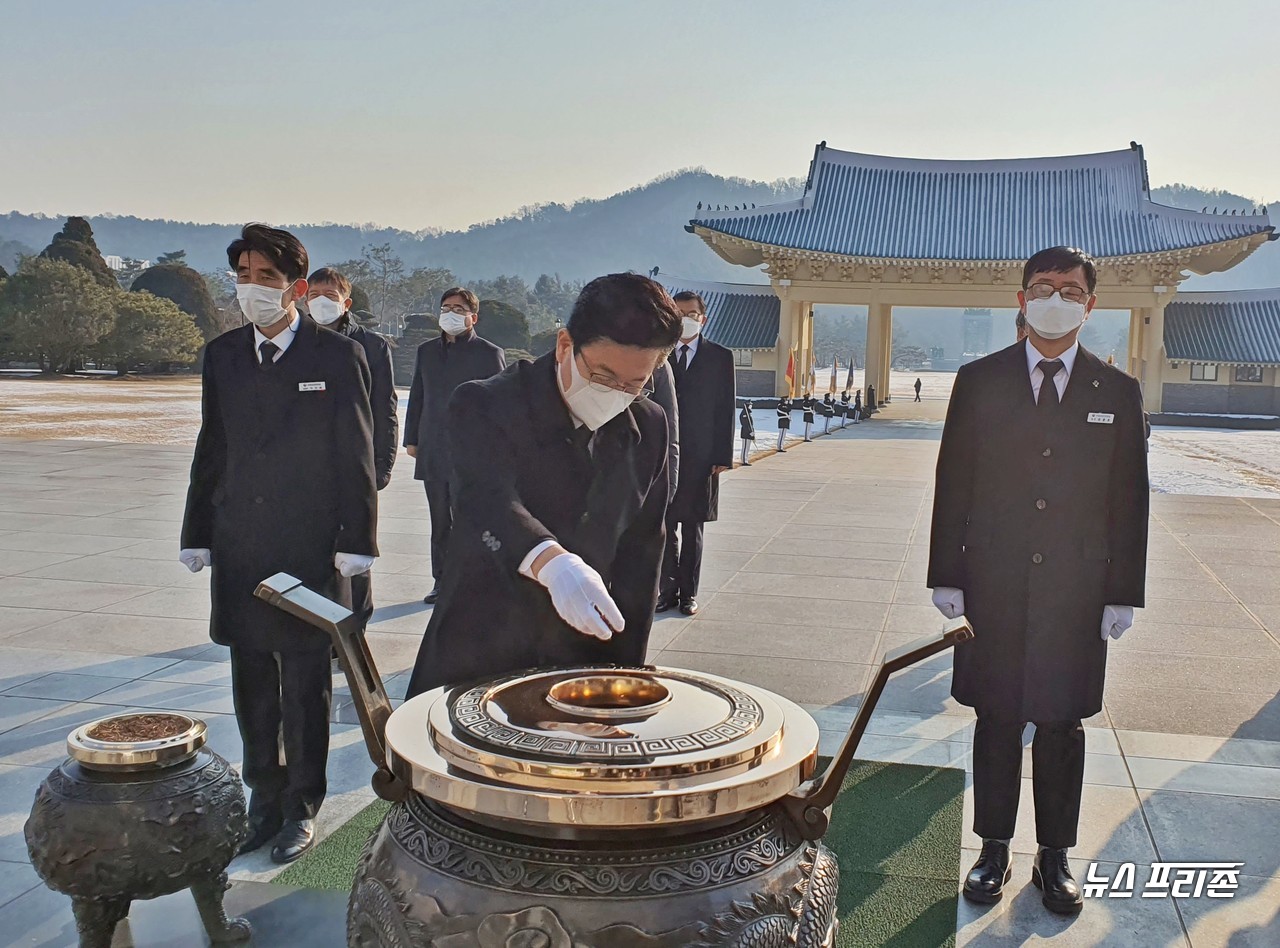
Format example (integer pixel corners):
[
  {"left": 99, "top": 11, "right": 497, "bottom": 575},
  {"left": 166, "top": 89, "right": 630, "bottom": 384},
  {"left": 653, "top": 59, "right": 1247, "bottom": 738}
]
[
  {"left": 914, "top": 377, "right": 923, "bottom": 402},
  {"left": 929, "top": 246, "right": 1148, "bottom": 915},
  {"left": 403, "top": 289, "right": 506, "bottom": 604}
]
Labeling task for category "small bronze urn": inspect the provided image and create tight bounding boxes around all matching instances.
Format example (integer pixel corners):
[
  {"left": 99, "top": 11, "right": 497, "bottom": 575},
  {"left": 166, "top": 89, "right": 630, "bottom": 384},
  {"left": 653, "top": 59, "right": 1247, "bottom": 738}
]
[{"left": 24, "top": 712, "right": 253, "bottom": 948}]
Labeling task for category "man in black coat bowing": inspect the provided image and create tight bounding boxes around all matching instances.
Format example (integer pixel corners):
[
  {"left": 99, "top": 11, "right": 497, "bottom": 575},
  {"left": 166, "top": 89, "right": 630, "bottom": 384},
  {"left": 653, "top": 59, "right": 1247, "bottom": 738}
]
[
  {"left": 180, "top": 224, "right": 378, "bottom": 863},
  {"left": 404, "top": 288, "right": 506, "bottom": 604},
  {"left": 657, "top": 291, "right": 736, "bottom": 616},
  {"left": 929, "top": 246, "right": 1148, "bottom": 915},
  {"left": 406, "top": 273, "right": 681, "bottom": 696}
]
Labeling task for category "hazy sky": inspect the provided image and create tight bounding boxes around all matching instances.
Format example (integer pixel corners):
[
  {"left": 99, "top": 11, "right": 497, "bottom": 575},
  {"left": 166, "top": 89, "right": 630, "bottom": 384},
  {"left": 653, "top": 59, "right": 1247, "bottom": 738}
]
[{"left": 4, "top": 0, "right": 1276, "bottom": 232}]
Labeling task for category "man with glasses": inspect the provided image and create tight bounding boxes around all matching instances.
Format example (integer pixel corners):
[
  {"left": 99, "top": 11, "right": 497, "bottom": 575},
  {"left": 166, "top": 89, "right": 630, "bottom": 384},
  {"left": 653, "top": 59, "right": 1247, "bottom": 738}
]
[
  {"left": 404, "top": 288, "right": 506, "bottom": 604},
  {"left": 929, "top": 246, "right": 1148, "bottom": 915},
  {"left": 406, "top": 273, "right": 682, "bottom": 696}
]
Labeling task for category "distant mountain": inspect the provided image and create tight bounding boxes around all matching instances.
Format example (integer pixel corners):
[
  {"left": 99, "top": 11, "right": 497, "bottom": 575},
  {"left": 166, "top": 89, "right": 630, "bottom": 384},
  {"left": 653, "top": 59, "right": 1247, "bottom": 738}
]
[
  {"left": 1, "top": 173, "right": 1275, "bottom": 289},
  {"left": 0, "top": 170, "right": 802, "bottom": 283}
]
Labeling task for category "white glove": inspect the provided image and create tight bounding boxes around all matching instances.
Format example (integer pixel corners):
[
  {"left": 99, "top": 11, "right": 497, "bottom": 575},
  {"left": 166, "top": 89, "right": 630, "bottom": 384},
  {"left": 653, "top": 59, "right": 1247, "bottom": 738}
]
[
  {"left": 335, "top": 552, "right": 376, "bottom": 578},
  {"left": 179, "top": 548, "right": 212, "bottom": 573},
  {"left": 1102, "top": 604, "right": 1134, "bottom": 641},
  {"left": 931, "top": 587, "right": 965, "bottom": 619},
  {"left": 536, "top": 551, "right": 624, "bottom": 641}
]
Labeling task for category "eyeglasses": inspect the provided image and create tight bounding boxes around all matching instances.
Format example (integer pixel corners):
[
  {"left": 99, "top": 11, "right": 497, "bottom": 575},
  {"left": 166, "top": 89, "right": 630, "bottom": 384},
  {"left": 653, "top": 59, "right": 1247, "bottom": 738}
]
[
  {"left": 1025, "top": 282, "right": 1091, "bottom": 304},
  {"left": 440, "top": 304, "right": 474, "bottom": 315},
  {"left": 578, "top": 353, "right": 653, "bottom": 398}
]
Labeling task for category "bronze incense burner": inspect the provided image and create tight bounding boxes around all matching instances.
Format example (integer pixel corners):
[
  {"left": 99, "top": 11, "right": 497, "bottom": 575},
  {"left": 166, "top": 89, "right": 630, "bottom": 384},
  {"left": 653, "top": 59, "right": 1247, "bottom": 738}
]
[
  {"left": 24, "top": 712, "right": 251, "bottom": 948},
  {"left": 257, "top": 573, "right": 971, "bottom": 947}
]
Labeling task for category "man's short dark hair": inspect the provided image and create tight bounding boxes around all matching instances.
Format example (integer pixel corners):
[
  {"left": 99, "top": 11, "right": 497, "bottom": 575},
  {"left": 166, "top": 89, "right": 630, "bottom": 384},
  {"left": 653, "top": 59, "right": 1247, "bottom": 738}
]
[
  {"left": 1022, "top": 246, "right": 1097, "bottom": 294},
  {"left": 671, "top": 290, "right": 706, "bottom": 314},
  {"left": 568, "top": 274, "right": 683, "bottom": 351},
  {"left": 308, "top": 267, "right": 351, "bottom": 297},
  {"left": 441, "top": 287, "right": 479, "bottom": 313},
  {"left": 226, "top": 223, "right": 309, "bottom": 282}
]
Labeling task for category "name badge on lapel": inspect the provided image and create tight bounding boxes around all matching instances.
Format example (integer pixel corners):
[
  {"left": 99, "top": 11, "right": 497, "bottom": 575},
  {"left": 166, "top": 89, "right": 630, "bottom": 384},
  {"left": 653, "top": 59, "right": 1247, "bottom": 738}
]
[
  {"left": 1087, "top": 412, "right": 1114, "bottom": 424},
  {"left": 299, "top": 381, "right": 326, "bottom": 392}
]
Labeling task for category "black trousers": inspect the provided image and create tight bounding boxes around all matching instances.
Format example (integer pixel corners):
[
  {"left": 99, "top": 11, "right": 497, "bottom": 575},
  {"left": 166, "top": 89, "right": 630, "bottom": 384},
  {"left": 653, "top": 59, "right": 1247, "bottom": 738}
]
[
  {"left": 229, "top": 646, "right": 332, "bottom": 821},
  {"left": 972, "top": 715, "right": 1086, "bottom": 849},
  {"left": 424, "top": 479, "right": 452, "bottom": 581},
  {"left": 661, "top": 516, "right": 705, "bottom": 600}
]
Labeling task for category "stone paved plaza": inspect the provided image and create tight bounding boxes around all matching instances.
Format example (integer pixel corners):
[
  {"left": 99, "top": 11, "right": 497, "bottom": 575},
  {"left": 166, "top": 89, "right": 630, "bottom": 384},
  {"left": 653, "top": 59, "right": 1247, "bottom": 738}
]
[{"left": 0, "top": 399, "right": 1277, "bottom": 945}]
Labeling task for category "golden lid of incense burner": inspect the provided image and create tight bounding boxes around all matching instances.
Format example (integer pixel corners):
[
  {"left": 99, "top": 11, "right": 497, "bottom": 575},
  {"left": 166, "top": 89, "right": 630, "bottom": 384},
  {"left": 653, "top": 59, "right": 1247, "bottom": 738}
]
[{"left": 385, "top": 666, "right": 819, "bottom": 829}]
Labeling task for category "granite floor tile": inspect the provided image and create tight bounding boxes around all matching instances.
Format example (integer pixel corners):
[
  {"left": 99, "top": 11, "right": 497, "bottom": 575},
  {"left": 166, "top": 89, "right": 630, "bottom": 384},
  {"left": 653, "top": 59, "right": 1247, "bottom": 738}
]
[
  {"left": 1109, "top": 622, "right": 1279, "bottom": 659},
  {"left": 0, "top": 859, "right": 41, "bottom": 911},
  {"left": 0, "top": 550, "right": 84, "bottom": 578},
  {"left": 1106, "top": 651, "right": 1280, "bottom": 696},
  {"left": 665, "top": 619, "right": 882, "bottom": 663},
  {"left": 1, "top": 673, "right": 134, "bottom": 703},
  {"left": 5, "top": 613, "right": 210, "bottom": 657},
  {"left": 653, "top": 649, "right": 869, "bottom": 707},
  {"left": 0, "top": 576, "right": 154, "bottom": 612},
  {"left": 718, "top": 571, "right": 897, "bottom": 604},
  {"left": 1104, "top": 684, "right": 1280, "bottom": 741},
  {"left": 1140, "top": 789, "right": 1280, "bottom": 880},
  {"left": 692, "top": 592, "right": 889, "bottom": 631},
  {"left": 739, "top": 552, "right": 904, "bottom": 581},
  {"left": 1125, "top": 757, "right": 1280, "bottom": 800},
  {"left": 1179, "top": 869, "right": 1280, "bottom": 948},
  {"left": 87, "top": 679, "right": 235, "bottom": 716},
  {"left": 141, "top": 659, "right": 233, "bottom": 687},
  {"left": 18, "top": 554, "right": 206, "bottom": 589},
  {"left": 0, "top": 607, "right": 77, "bottom": 641},
  {"left": 1116, "top": 729, "right": 1280, "bottom": 768}
]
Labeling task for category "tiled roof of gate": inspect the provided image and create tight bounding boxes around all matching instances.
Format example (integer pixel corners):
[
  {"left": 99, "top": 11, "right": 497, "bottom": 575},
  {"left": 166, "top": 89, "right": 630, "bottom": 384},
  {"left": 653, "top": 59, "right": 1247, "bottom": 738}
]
[
  {"left": 1164, "top": 289, "right": 1280, "bottom": 366},
  {"left": 688, "top": 143, "right": 1274, "bottom": 261},
  {"left": 656, "top": 274, "right": 779, "bottom": 350}
]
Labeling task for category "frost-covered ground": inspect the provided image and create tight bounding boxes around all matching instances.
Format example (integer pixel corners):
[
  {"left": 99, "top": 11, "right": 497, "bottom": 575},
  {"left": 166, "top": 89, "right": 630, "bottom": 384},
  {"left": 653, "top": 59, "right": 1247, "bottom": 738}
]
[{"left": 4, "top": 373, "right": 1280, "bottom": 498}]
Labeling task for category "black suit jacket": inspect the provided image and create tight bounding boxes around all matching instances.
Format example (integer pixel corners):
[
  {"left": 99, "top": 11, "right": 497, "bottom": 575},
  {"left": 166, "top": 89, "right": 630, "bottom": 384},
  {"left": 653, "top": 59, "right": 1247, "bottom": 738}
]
[
  {"left": 406, "top": 352, "right": 669, "bottom": 695},
  {"left": 337, "top": 320, "right": 397, "bottom": 489},
  {"left": 646, "top": 359, "right": 680, "bottom": 503},
  {"left": 928, "top": 340, "right": 1148, "bottom": 720},
  {"left": 181, "top": 317, "right": 378, "bottom": 653},
  {"left": 403, "top": 330, "right": 506, "bottom": 481},
  {"left": 668, "top": 338, "right": 735, "bottom": 522}
]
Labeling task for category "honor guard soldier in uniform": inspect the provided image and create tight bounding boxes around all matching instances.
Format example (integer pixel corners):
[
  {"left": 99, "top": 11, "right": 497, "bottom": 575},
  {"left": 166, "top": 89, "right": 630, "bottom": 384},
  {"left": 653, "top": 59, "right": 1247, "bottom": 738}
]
[
  {"left": 738, "top": 400, "right": 756, "bottom": 466},
  {"left": 775, "top": 396, "right": 791, "bottom": 451},
  {"left": 659, "top": 291, "right": 736, "bottom": 617},
  {"left": 406, "top": 274, "right": 681, "bottom": 696},
  {"left": 404, "top": 289, "right": 507, "bottom": 604},
  {"left": 821, "top": 393, "right": 834, "bottom": 435},
  {"left": 853, "top": 389, "right": 863, "bottom": 422},
  {"left": 801, "top": 394, "right": 816, "bottom": 441},
  {"left": 929, "top": 246, "right": 1148, "bottom": 915},
  {"left": 305, "top": 268, "right": 397, "bottom": 633},
  {"left": 839, "top": 390, "right": 852, "bottom": 428},
  {"left": 180, "top": 224, "right": 378, "bottom": 863}
]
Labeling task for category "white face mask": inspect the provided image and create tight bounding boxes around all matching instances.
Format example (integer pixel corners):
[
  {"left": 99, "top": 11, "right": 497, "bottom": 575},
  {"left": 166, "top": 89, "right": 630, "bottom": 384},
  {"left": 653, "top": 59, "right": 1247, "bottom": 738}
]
[
  {"left": 557, "top": 349, "right": 637, "bottom": 431},
  {"left": 236, "top": 282, "right": 293, "bottom": 328},
  {"left": 681, "top": 316, "right": 704, "bottom": 339},
  {"left": 1024, "top": 293, "right": 1087, "bottom": 341},
  {"left": 308, "top": 296, "right": 345, "bottom": 325},
  {"left": 439, "top": 311, "right": 471, "bottom": 336}
]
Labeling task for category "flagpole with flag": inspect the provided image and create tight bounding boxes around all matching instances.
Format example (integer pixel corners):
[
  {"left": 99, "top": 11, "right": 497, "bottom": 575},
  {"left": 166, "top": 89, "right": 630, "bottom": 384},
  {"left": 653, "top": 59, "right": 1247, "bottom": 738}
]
[
  {"left": 828, "top": 355, "right": 838, "bottom": 395},
  {"left": 784, "top": 346, "right": 796, "bottom": 398},
  {"left": 806, "top": 343, "right": 817, "bottom": 395},
  {"left": 844, "top": 353, "right": 855, "bottom": 393}
]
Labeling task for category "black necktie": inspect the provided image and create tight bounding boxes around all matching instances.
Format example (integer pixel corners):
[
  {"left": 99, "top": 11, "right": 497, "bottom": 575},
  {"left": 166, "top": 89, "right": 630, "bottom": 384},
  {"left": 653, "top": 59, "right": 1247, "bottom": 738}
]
[
  {"left": 258, "top": 340, "right": 280, "bottom": 368},
  {"left": 1037, "top": 359, "right": 1064, "bottom": 410},
  {"left": 676, "top": 345, "right": 689, "bottom": 379}
]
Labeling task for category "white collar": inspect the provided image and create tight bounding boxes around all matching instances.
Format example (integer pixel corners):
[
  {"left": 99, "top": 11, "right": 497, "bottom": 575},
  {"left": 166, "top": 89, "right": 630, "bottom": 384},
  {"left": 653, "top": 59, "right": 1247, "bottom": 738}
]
[
  {"left": 1025, "top": 337, "right": 1079, "bottom": 378},
  {"left": 253, "top": 311, "right": 301, "bottom": 362},
  {"left": 678, "top": 335, "right": 701, "bottom": 357}
]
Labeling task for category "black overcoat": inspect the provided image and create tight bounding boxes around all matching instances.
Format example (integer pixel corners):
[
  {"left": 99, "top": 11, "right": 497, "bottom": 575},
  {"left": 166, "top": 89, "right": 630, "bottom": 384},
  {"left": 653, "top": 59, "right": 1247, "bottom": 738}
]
[
  {"left": 667, "top": 339, "right": 735, "bottom": 522},
  {"left": 928, "top": 341, "right": 1149, "bottom": 720},
  {"left": 403, "top": 330, "right": 506, "bottom": 482},
  {"left": 181, "top": 319, "right": 378, "bottom": 654},
  {"left": 646, "top": 360, "right": 680, "bottom": 503},
  {"left": 406, "top": 353, "right": 670, "bottom": 695},
  {"left": 338, "top": 320, "right": 398, "bottom": 489}
]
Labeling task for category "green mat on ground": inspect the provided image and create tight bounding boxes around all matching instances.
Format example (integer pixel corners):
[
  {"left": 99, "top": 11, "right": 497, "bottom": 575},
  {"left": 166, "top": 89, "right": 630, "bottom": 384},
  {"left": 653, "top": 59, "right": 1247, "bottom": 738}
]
[{"left": 274, "top": 759, "right": 963, "bottom": 948}]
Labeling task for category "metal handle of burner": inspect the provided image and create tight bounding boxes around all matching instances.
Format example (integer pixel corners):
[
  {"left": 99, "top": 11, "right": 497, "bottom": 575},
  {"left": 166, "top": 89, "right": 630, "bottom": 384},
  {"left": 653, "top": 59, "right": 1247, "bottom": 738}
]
[
  {"left": 779, "top": 616, "right": 974, "bottom": 840},
  {"left": 254, "top": 573, "right": 407, "bottom": 801}
]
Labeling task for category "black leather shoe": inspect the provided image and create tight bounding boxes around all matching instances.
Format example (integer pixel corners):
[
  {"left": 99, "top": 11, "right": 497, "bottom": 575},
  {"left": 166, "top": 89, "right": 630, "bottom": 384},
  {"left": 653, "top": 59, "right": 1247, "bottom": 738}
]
[
  {"left": 238, "top": 812, "right": 283, "bottom": 856},
  {"left": 655, "top": 596, "right": 678, "bottom": 614},
  {"left": 679, "top": 598, "right": 699, "bottom": 616},
  {"left": 962, "top": 839, "right": 1012, "bottom": 904},
  {"left": 270, "top": 819, "right": 315, "bottom": 864},
  {"left": 423, "top": 584, "right": 440, "bottom": 605},
  {"left": 1032, "top": 847, "right": 1083, "bottom": 914}
]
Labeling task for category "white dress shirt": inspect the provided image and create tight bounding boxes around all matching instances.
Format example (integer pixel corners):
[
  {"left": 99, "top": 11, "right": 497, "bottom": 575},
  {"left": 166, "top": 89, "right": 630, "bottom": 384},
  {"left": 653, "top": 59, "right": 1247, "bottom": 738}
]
[
  {"left": 675, "top": 334, "right": 702, "bottom": 368},
  {"left": 1026, "top": 338, "right": 1078, "bottom": 403},
  {"left": 253, "top": 311, "right": 301, "bottom": 363}
]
